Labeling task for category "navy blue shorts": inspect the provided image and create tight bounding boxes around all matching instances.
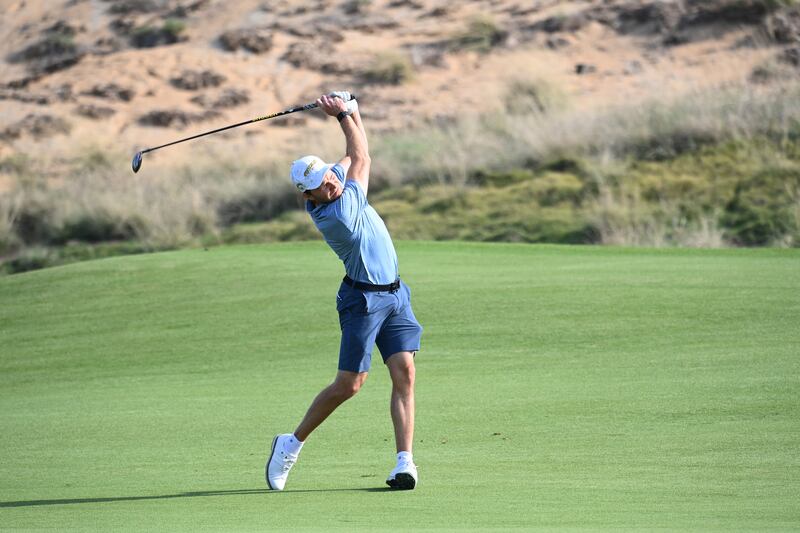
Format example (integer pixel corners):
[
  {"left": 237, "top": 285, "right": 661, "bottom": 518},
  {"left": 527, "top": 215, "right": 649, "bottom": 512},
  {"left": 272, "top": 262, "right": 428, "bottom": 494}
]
[{"left": 336, "top": 280, "right": 423, "bottom": 373}]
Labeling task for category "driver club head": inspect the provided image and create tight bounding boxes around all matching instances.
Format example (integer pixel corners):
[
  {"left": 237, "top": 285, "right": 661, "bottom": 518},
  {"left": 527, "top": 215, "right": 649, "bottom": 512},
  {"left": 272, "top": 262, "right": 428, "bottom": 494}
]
[{"left": 131, "top": 151, "right": 143, "bottom": 173}]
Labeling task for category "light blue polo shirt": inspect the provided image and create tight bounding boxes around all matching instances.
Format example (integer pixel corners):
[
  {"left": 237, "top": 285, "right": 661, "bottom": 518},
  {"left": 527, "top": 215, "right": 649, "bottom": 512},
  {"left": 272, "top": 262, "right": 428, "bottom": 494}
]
[{"left": 306, "top": 164, "right": 399, "bottom": 285}]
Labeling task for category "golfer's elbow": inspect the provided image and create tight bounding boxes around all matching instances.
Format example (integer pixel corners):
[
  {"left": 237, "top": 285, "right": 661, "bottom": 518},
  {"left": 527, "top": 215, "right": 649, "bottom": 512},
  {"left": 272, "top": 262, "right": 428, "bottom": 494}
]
[
  {"left": 348, "top": 145, "right": 370, "bottom": 164},
  {"left": 353, "top": 152, "right": 371, "bottom": 166}
]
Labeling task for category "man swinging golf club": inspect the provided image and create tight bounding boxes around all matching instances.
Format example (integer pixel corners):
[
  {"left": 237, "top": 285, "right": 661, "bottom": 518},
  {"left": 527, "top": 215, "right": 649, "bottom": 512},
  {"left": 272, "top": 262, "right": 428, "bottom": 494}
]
[{"left": 266, "top": 92, "right": 423, "bottom": 491}]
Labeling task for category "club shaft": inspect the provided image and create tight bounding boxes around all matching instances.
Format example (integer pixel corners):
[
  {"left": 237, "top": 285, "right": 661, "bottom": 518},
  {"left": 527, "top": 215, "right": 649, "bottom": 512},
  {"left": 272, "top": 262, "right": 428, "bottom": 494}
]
[{"left": 140, "top": 102, "right": 321, "bottom": 155}]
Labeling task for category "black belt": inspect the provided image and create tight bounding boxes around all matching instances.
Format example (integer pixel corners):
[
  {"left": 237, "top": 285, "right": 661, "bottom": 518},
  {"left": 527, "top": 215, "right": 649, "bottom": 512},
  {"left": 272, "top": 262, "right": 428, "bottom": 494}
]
[{"left": 343, "top": 275, "right": 400, "bottom": 292}]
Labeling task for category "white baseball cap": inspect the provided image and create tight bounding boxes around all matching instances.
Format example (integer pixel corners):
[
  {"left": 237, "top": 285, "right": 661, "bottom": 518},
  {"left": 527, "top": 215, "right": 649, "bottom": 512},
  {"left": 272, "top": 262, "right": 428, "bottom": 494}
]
[{"left": 290, "top": 155, "right": 332, "bottom": 192}]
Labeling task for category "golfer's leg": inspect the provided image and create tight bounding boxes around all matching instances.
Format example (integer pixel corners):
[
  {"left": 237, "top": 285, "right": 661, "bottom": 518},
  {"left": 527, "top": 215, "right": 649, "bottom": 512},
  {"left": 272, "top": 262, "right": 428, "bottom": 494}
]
[
  {"left": 294, "top": 370, "right": 367, "bottom": 442},
  {"left": 386, "top": 351, "right": 415, "bottom": 453}
]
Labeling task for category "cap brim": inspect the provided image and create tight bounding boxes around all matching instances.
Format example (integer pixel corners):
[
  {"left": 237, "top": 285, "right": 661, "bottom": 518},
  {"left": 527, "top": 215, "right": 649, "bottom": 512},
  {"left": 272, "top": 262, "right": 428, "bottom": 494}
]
[{"left": 305, "top": 164, "right": 332, "bottom": 191}]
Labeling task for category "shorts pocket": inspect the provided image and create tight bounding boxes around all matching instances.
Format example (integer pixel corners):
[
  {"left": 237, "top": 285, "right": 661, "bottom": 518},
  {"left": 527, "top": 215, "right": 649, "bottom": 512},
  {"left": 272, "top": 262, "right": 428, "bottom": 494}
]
[{"left": 337, "top": 285, "right": 368, "bottom": 314}]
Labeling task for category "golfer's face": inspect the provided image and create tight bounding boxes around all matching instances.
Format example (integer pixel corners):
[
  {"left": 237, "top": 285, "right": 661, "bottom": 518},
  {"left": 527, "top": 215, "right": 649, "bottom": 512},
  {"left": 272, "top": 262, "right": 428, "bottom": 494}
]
[{"left": 304, "top": 171, "right": 343, "bottom": 204}]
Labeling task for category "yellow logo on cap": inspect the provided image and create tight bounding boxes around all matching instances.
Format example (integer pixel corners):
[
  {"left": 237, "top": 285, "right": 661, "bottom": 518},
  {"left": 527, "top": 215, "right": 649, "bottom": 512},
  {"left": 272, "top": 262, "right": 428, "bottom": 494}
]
[{"left": 304, "top": 161, "right": 316, "bottom": 177}]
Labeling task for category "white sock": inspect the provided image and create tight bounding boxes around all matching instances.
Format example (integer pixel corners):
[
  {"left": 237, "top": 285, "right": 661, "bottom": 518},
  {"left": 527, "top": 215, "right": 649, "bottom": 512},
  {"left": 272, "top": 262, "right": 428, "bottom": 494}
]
[
  {"left": 285, "top": 434, "right": 304, "bottom": 456},
  {"left": 397, "top": 451, "right": 413, "bottom": 464}
]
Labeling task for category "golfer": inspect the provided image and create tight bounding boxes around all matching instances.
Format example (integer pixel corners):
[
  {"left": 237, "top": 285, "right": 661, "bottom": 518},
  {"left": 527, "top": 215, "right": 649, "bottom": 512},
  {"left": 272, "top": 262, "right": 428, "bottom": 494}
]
[{"left": 266, "top": 92, "right": 423, "bottom": 491}]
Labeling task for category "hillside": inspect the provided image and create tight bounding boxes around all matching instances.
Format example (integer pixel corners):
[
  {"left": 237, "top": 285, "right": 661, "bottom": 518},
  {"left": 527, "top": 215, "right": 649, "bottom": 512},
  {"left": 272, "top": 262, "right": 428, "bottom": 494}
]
[{"left": 1, "top": 0, "right": 791, "bottom": 172}]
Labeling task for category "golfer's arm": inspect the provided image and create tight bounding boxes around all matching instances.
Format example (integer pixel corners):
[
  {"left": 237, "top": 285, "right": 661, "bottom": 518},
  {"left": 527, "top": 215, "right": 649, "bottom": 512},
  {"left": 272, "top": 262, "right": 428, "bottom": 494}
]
[
  {"left": 341, "top": 116, "right": 371, "bottom": 194},
  {"left": 350, "top": 109, "right": 368, "bottom": 152}
]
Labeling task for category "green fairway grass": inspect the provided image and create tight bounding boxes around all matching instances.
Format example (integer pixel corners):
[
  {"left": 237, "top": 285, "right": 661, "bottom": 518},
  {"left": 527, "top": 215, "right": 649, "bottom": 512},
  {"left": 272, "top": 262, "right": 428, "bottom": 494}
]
[{"left": 1, "top": 242, "right": 798, "bottom": 531}]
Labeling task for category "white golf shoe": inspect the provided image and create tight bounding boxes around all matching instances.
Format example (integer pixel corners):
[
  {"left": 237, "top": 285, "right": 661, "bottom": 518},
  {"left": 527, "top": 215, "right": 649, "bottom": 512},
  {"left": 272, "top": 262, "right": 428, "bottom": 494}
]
[
  {"left": 265, "top": 434, "right": 298, "bottom": 490},
  {"left": 386, "top": 459, "right": 418, "bottom": 490}
]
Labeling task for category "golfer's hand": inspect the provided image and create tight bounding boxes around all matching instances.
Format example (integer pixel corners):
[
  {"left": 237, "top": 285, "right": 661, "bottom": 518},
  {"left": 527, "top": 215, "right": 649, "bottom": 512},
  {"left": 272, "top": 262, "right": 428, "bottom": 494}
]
[
  {"left": 328, "top": 90, "right": 351, "bottom": 101},
  {"left": 317, "top": 94, "right": 347, "bottom": 117}
]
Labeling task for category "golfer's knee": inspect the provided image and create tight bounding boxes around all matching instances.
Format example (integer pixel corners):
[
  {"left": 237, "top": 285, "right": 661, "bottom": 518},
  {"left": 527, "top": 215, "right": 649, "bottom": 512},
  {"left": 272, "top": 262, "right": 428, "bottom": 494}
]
[
  {"left": 403, "top": 362, "right": 415, "bottom": 387},
  {"left": 332, "top": 372, "right": 367, "bottom": 399},
  {"left": 338, "top": 382, "right": 361, "bottom": 399},
  {"left": 390, "top": 354, "right": 415, "bottom": 389}
]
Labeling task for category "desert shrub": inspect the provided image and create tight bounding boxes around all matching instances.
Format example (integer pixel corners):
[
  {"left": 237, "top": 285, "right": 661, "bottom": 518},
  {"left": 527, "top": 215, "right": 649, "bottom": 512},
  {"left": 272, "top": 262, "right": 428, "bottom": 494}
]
[
  {"left": 220, "top": 212, "right": 318, "bottom": 244},
  {"left": 58, "top": 241, "right": 160, "bottom": 263},
  {"left": 218, "top": 28, "right": 273, "bottom": 53},
  {"left": 531, "top": 13, "right": 587, "bottom": 33},
  {"left": 216, "top": 185, "right": 298, "bottom": 226},
  {"left": 505, "top": 78, "right": 569, "bottom": 115},
  {"left": 371, "top": 133, "right": 445, "bottom": 188},
  {"left": 342, "top": 0, "right": 373, "bottom": 15},
  {"left": 8, "top": 33, "right": 77, "bottom": 63},
  {"left": 0, "top": 154, "right": 34, "bottom": 176},
  {"left": 762, "top": 0, "right": 800, "bottom": 11},
  {"left": 512, "top": 82, "right": 800, "bottom": 164},
  {"left": 131, "top": 19, "right": 185, "bottom": 48},
  {"left": 530, "top": 172, "right": 586, "bottom": 207},
  {"left": 589, "top": 181, "right": 725, "bottom": 247},
  {"left": 107, "top": 0, "right": 161, "bottom": 15},
  {"left": 131, "top": 26, "right": 160, "bottom": 47},
  {"left": 721, "top": 166, "right": 800, "bottom": 245},
  {"left": 418, "top": 188, "right": 469, "bottom": 214},
  {"left": 364, "top": 186, "right": 420, "bottom": 212},
  {"left": 76, "top": 148, "right": 114, "bottom": 172},
  {"left": 471, "top": 185, "right": 594, "bottom": 242},
  {"left": 1, "top": 114, "right": 72, "bottom": 141},
  {"left": 12, "top": 198, "right": 59, "bottom": 245},
  {"left": 170, "top": 69, "right": 226, "bottom": 90},
  {"left": 6, "top": 30, "right": 85, "bottom": 74},
  {"left": 0, "top": 197, "right": 21, "bottom": 255},
  {"left": 460, "top": 208, "right": 596, "bottom": 244},
  {"left": 75, "top": 104, "right": 116, "bottom": 120},
  {"left": 138, "top": 109, "right": 221, "bottom": 128},
  {"left": 57, "top": 212, "right": 138, "bottom": 244},
  {"left": 538, "top": 156, "right": 590, "bottom": 176},
  {"left": 588, "top": 148, "right": 730, "bottom": 247},
  {"left": 162, "top": 18, "right": 186, "bottom": 37},
  {"left": 583, "top": 137, "right": 800, "bottom": 246},
  {"left": 366, "top": 180, "right": 597, "bottom": 243},
  {"left": 450, "top": 15, "right": 507, "bottom": 53},
  {"left": 0, "top": 230, "right": 20, "bottom": 256},
  {"left": 626, "top": 128, "right": 720, "bottom": 161},
  {"left": 0, "top": 241, "right": 164, "bottom": 275},
  {"left": 0, "top": 150, "right": 301, "bottom": 272},
  {"left": 471, "top": 168, "right": 535, "bottom": 187},
  {"left": 1, "top": 247, "right": 59, "bottom": 275},
  {"left": 191, "top": 88, "right": 250, "bottom": 110},
  {"left": 363, "top": 52, "right": 415, "bottom": 85},
  {"left": 82, "top": 83, "right": 135, "bottom": 101}
]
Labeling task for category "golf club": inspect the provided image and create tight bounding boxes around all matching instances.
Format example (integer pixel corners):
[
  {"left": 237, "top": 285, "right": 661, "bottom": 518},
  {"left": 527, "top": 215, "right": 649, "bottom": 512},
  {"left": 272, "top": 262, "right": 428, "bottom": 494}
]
[{"left": 131, "top": 94, "right": 356, "bottom": 173}]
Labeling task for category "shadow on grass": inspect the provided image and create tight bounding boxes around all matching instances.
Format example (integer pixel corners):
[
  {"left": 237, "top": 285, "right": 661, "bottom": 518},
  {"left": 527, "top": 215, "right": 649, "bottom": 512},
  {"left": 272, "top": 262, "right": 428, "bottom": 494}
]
[{"left": 0, "top": 487, "right": 393, "bottom": 507}]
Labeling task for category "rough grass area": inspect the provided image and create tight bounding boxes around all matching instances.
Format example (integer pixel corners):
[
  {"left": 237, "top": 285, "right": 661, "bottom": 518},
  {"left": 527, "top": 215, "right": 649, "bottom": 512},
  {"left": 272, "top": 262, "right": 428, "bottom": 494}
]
[
  {"left": 2, "top": 81, "right": 800, "bottom": 274},
  {"left": 219, "top": 137, "right": 800, "bottom": 248},
  {"left": 1, "top": 242, "right": 799, "bottom": 530}
]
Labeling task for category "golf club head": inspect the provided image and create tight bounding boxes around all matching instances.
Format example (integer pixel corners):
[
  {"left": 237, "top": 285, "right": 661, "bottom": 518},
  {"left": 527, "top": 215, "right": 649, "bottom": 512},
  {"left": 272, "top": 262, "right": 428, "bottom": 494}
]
[{"left": 131, "top": 151, "right": 143, "bottom": 173}]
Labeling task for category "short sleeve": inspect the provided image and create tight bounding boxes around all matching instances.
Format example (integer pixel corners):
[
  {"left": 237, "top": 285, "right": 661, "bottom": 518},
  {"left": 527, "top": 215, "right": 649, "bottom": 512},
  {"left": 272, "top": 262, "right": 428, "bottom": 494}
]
[
  {"left": 335, "top": 179, "right": 367, "bottom": 230},
  {"left": 331, "top": 163, "right": 346, "bottom": 183}
]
